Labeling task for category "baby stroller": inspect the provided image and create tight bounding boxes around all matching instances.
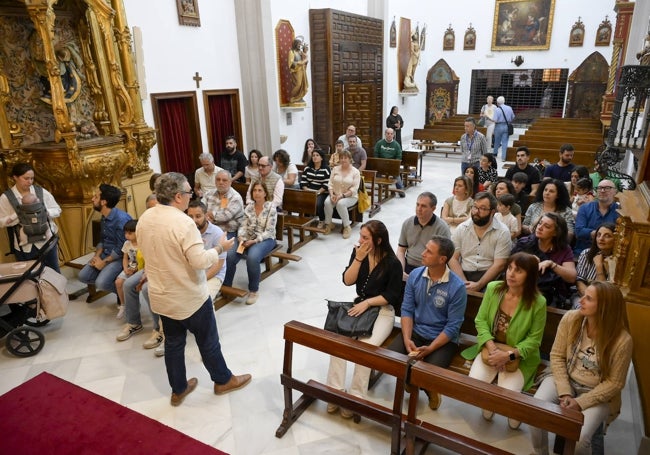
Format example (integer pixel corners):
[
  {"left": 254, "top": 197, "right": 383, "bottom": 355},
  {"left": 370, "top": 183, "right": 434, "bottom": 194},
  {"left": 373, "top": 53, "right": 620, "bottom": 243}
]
[{"left": 0, "top": 236, "right": 68, "bottom": 357}]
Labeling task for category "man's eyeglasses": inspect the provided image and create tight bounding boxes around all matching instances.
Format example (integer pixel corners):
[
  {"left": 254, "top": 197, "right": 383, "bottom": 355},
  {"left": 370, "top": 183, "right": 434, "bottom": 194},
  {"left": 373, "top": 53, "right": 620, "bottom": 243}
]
[
  {"left": 596, "top": 186, "right": 615, "bottom": 191},
  {"left": 471, "top": 205, "right": 492, "bottom": 214},
  {"left": 258, "top": 164, "right": 270, "bottom": 168},
  {"left": 181, "top": 190, "right": 193, "bottom": 196}
]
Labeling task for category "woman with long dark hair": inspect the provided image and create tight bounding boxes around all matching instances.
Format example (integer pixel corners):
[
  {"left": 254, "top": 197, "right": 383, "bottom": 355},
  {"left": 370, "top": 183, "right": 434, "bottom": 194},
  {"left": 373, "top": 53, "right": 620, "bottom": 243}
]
[
  {"left": 530, "top": 282, "right": 633, "bottom": 454},
  {"left": 462, "top": 252, "right": 546, "bottom": 429},
  {"left": 575, "top": 223, "right": 616, "bottom": 297},
  {"left": 326, "top": 220, "right": 402, "bottom": 418},
  {"left": 300, "top": 148, "right": 330, "bottom": 226},
  {"left": 523, "top": 178, "right": 574, "bottom": 239},
  {"left": 300, "top": 138, "right": 321, "bottom": 166}
]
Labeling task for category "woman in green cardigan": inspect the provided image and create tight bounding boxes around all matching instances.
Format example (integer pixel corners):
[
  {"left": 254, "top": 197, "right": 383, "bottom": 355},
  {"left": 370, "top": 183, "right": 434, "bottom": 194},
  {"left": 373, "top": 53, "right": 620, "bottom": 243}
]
[{"left": 461, "top": 252, "right": 547, "bottom": 429}]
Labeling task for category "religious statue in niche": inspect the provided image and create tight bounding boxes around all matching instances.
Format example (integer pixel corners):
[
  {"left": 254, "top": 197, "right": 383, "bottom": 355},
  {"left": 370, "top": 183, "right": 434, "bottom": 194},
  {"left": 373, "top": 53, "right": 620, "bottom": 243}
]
[
  {"left": 403, "top": 31, "right": 422, "bottom": 92},
  {"left": 390, "top": 17, "right": 397, "bottom": 48},
  {"left": 29, "top": 31, "right": 82, "bottom": 104},
  {"left": 288, "top": 36, "right": 309, "bottom": 106},
  {"left": 569, "top": 17, "right": 585, "bottom": 47}
]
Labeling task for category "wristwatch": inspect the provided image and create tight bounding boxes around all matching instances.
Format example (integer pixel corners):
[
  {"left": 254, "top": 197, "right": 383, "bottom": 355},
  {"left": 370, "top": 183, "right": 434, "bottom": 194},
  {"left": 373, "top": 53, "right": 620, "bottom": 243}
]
[{"left": 508, "top": 350, "right": 516, "bottom": 361}]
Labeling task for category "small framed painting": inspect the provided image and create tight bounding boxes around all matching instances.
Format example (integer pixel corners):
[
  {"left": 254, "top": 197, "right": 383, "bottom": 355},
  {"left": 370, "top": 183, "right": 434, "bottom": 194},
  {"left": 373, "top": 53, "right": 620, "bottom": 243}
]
[
  {"left": 464, "top": 24, "right": 476, "bottom": 50},
  {"left": 177, "top": 0, "right": 200, "bottom": 27},
  {"left": 569, "top": 18, "right": 584, "bottom": 47},
  {"left": 443, "top": 25, "right": 455, "bottom": 51},
  {"left": 595, "top": 17, "right": 612, "bottom": 46}
]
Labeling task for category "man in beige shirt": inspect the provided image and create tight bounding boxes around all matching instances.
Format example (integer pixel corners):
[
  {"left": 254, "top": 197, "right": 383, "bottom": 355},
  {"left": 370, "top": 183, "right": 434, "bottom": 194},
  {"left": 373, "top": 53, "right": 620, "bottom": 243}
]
[{"left": 137, "top": 172, "right": 251, "bottom": 406}]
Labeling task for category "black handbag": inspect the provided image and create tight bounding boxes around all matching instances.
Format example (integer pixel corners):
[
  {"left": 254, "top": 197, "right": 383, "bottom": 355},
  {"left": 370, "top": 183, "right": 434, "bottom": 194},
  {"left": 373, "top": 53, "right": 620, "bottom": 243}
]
[
  {"left": 498, "top": 106, "right": 514, "bottom": 135},
  {"left": 324, "top": 300, "right": 380, "bottom": 338}
]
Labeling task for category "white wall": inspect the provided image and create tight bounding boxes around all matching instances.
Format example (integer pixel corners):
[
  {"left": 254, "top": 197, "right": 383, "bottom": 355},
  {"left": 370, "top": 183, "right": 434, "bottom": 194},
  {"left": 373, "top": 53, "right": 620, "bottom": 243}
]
[{"left": 122, "top": 0, "right": 625, "bottom": 170}]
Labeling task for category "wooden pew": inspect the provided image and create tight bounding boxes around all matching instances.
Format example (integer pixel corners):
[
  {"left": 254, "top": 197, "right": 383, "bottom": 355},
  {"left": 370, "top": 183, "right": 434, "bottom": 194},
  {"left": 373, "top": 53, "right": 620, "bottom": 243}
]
[
  {"left": 276, "top": 320, "right": 409, "bottom": 455},
  {"left": 412, "top": 129, "right": 461, "bottom": 158},
  {"left": 513, "top": 139, "right": 603, "bottom": 151},
  {"left": 405, "top": 362, "right": 583, "bottom": 455},
  {"left": 366, "top": 157, "right": 403, "bottom": 206},
  {"left": 400, "top": 150, "right": 422, "bottom": 188},
  {"left": 282, "top": 188, "right": 321, "bottom": 253},
  {"left": 212, "top": 285, "right": 248, "bottom": 311},
  {"left": 506, "top": 147, "right": 596, "bottom": 167}
]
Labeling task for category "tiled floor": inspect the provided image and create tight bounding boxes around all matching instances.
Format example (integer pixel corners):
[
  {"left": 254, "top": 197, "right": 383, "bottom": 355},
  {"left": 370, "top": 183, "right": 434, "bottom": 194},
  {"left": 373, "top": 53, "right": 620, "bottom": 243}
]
[{"left": 0, "top": 155, "right": 638, "bottom": 454}]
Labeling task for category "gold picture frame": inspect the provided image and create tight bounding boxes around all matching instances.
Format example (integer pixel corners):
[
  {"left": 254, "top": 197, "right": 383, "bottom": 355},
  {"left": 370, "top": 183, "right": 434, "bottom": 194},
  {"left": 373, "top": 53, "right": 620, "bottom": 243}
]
[
  {"left": 595, "top": 17, "right": 612, "bottom": 47},
  {"left": 569, "top": 18, "right": 585, "bottom": 47},
  {"left": 443, "top": 25, "right": 455, "bottom": 51},
  {"left": 176, "top": 0, "right": 200, "bottom": 27},
  {"left": 464, "top": 24, "right": 476, "bottom": 50},
  {"left": 491, "top": 0, "right": 555, "bottom": 51}
]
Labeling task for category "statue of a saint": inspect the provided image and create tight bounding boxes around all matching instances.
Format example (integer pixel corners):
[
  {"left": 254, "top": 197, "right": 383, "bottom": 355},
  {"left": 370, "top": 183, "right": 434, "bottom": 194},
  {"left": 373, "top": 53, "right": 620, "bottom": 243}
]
[
  {"left": 403, "top": 34, "right": 420, "bottom": 91},
  {"left": 288, "top": 38, "right": 309, "bottom": 105}
]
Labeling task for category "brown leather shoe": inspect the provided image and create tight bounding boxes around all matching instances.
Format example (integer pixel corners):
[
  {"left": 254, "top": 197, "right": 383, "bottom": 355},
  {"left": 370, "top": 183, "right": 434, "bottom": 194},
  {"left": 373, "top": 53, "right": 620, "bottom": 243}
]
[
  {"left": 170, "top": 377, "right": 198, "bottom": 406},
  {"left": 214, "top": 373, "right": 252, "bottom": 395}
]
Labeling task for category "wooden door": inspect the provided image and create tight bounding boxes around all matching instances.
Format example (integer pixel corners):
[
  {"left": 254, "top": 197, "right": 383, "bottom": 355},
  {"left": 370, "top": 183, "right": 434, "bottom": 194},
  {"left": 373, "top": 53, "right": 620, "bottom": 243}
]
[{"left": 342, "top": 83, "right": 377, "bottom": 147}]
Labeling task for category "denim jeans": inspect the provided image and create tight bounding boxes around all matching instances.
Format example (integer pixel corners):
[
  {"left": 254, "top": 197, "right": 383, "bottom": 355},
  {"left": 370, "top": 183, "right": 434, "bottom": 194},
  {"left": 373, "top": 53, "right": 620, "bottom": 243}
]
[
  {"left": 224, "top": 238, "right": 276, "bottom": 292},
  {"left": 15, "top": 238, "right": 60, "bottom": 273},
  {"left": 493, "top": 123, "right": 509, "bottom": 160},
  {"left": 124, "top": 271, "right": 159, "bottom": 331},
  {"left": 78, "top": 260, "right": 123, "bottom": 294},
  {"left": 160, "top": 297, "right": 232, "bottom": 394}
]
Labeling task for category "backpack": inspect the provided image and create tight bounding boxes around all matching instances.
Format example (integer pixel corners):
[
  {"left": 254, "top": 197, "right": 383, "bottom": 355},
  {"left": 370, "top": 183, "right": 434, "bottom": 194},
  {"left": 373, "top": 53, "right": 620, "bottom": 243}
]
[{"left": 4, "top": 185, "right": 50, "bottom": 249}]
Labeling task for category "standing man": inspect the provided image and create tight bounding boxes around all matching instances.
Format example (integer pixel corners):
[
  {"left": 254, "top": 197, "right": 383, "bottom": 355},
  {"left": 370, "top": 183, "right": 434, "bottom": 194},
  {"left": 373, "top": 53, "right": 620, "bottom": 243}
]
[
  {"left": 389, "top": 236, "right": 467, "bottom": 410},
  {"left": 374, "top": 127, "right": 404, "bottom": 196},
  {"left": 492, "top": 96, "right": 515, "bottom": 161},
  {"left": 348, "top": 135, "right": 367, "bottom": 171},
  {"left": 480, "top": 95, "right": 496, "bottom": 149},
  {"left": 504, "top": 146, "right": 541, "bottom": 195},
  {"left": 137, "top": 173, "right": 251, "bottom": 406},
  {"left": 574, "top": 180, "right": 620, "bottom": 255},
  {"left": 221, "top": 136, "right": 248, "bottom": 183},
  {"left": 78, "top": 184, "right": 132, "bottom": 299},
  {"left": 448, "top": 192, "right": 511, "bottom": 292},
  {"left": 543, "top": 144, "right": 575, "bottom": 182},
  {"left": 337, "top": 124, "right": 363, "bottom": 150},
  {"left": 247, "top": 156, "right": 284, "bottom": 208},
  {"left": 205, "top": 169, "right": 245, "bottom": 240},
  {"left": 194, "top": 153, "right": 222, "bottom": 198},
  {"left": 460, "top": 117, "right": 488, "bottom": 174},
  {"left": 397, "top": 192, "right": 451, "bottom": 280}
]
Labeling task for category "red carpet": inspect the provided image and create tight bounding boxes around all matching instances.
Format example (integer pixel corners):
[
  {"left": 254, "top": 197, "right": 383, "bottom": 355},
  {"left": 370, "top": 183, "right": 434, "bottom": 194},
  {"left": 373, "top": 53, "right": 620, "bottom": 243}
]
[{"left": 0, "top": 372, "right": 228, "bottom": 454}]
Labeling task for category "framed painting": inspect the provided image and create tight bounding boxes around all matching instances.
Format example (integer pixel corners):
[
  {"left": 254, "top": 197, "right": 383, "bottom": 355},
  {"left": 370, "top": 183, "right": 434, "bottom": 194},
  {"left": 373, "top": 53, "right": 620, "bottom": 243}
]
[
  {"left": 443, "top": 25, "right": 455, "bottom": 51},
  {"left": 569, "top": 18, "right": 584, "bottom": 47},
  {"left": 464, "top": 24, "right": 476, "bottom": 50},
  {"left": 177, "top": 0, "right": 200, "bottom": 27},
  {"left": 491, "top": 0, "right": 555, "bottom": 51},
  {"left": 595, "top": 17, "right": 612, "bottom": 46}
]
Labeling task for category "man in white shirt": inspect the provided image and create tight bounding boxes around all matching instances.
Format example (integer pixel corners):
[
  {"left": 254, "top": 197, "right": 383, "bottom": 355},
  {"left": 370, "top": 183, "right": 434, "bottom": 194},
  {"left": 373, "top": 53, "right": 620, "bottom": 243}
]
[
  {"left": 194, "top": 153, "right": 222, "bottom": 198},
  {"left": 337, "top": 124, "right": 363, "bottom": 150}
]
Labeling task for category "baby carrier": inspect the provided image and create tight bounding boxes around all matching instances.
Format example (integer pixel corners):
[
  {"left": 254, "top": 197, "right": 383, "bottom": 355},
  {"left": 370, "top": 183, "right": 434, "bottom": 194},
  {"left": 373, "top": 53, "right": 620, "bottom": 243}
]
[{"left": 4, "top": 185, "right": 50, "bottom": 251}]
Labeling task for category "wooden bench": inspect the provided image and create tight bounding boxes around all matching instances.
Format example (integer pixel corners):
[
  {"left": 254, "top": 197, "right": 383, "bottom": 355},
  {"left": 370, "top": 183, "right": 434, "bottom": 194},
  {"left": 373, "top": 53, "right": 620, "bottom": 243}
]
[
  {"left": 412, "top": 129, "right": 461, "bottom": 158},
  {"left": 366, "top": 157, "right": 403, "bottom": 206},
  {"left": 276, "top": 320, "right": 409, "bottom": 455},
  {"left": 506, "top": 147, "right": 596, "bottom": 167},
  {"left": 212, "top": 285, "right": 248, "bottom": 311},
  {"left": 282, "top": 188, "right": 321, "bottom": 253},
  {"left": 276, "top": 320, "right": 583, "bottom": 455},
  {"left": 400, "top": 150, "right": 422, "bottom": 188},
  {"left": 362, "top": 169, "right": 380, "bottom": 218}
]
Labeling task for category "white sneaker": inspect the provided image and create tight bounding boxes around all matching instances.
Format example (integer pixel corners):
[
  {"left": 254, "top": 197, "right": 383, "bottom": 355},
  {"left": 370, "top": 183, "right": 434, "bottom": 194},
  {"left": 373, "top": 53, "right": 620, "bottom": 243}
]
[
  {"left": 154, "top": 343, "right": 165, "bottom": 357},
  {"left": 143, "top": 330, "right": 163, "bottom": 349},
  {"left": 116, "top": 323, "right": 143, "bottom": 341},
  {"left": 116, "top": 305, "right": 125, "bottom": 319},
  {"left": 246, "top": 292, "right": 258, "bottom": 305}
]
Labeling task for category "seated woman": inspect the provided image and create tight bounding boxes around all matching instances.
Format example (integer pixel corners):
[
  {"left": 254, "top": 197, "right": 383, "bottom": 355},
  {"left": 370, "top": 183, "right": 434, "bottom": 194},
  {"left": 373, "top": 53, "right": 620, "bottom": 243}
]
[
  {"left": 326, "top": 220, "right": 401, "bottom": 418},
  {"left": 441, "top": 176, "right": 473, "bottom": 233},
  {"left": 245, "top": 149, "right": 262, "bottom": 183},
  {"left": 477, "top": 153, "right": 498, "bottom": 191},
  {"left": 300, "top": 138, "right": 321, "bottom": 166},
  {"left": 566, "top": 165, "right": 590, "bottom": 200},
  {"left": 223, "top": 182, "right": 277, "bottom": 305},
  {"left": 575, "top": 223, "right": 615, "bottom": 301},
  {"left": 461, "top": 252, "right": 546, "bottom": 430},
  {"left": 523, "top": 178, "right": 575, "bottom": 239},
  {"left": 323, "top": 149, "right": 360, "bottom": 239},
  {"left": 464, "top": 165, "right": 480, "bottom": 195},
  {"left": 512, "top": 213, "right": 577, "bottom": 307},
  {"left": 272, "top": 149, "right": 299, "bottom": 189},
  {"left": 300, "top": 149, "right": 330, "bottom": 227},
  {"left": 530, "top": 282, "right": 633, "bottom": 455}
]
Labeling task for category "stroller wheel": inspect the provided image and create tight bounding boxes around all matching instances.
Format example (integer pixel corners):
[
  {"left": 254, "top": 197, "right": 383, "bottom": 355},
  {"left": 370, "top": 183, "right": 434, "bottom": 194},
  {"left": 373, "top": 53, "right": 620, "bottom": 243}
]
[{"left": 6, "top": 326, "right": 45, "bottom": 357}]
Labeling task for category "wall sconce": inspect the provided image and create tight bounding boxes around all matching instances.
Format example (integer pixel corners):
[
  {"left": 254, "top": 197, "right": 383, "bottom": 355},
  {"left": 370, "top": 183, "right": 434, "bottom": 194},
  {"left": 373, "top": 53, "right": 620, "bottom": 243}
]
[{"left": 511, "top": 55, "right": 524, "bottom": 67}]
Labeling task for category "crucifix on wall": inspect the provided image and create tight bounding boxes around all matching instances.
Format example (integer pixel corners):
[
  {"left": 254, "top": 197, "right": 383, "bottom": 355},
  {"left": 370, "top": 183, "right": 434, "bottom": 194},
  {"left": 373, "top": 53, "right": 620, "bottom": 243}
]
[{"left": 193, "top": 71, "right": 202, "bottom": 88}]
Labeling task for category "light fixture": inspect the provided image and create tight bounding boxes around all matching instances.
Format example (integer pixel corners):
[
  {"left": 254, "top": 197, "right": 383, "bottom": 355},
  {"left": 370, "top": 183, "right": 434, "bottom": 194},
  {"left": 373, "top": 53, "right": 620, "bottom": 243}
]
[{"left": 511, "top": 55, "right": 524, "bottom": 67}]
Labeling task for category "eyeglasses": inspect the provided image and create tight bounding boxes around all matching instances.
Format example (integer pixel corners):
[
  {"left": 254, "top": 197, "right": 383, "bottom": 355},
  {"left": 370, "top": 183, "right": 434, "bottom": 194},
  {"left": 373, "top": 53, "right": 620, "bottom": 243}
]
[
  {"left": 258, "top": 164, "right": 270, "bottom": 168},
  {"left": 471, "top": 206, "right": 492, "bottom": 214},
  {"left": 181, "top": 190, "right": 193, "bottom": 196},
  {"left": 596, "top": 186, "right": 615, "bottom": 191}
]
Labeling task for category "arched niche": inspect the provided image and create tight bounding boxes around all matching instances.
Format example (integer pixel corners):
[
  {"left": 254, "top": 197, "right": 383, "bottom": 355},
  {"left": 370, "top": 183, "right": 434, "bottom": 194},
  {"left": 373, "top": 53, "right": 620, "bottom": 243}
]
[
  {"left": 565, "top": 51, "right": 609, "bottom": 119},
  {"left": 425, "top": 59, "right": 459, "bottom": 126}
]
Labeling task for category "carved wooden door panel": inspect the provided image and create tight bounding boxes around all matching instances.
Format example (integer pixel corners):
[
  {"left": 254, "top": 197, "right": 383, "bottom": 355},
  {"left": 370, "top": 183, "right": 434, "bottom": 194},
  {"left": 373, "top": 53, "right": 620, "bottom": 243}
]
[{"left": 342, "top": 83, "right": 376, "bottom": 147}]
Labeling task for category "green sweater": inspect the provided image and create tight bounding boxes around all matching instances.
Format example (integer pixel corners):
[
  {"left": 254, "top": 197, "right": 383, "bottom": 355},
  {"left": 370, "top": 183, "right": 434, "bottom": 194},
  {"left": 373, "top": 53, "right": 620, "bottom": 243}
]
[
  {"left": 374, "top": 139, "right": 402, "bottom": 160},
  {"left": 461, "top": 281, "right": 547, "bottom": 391}
]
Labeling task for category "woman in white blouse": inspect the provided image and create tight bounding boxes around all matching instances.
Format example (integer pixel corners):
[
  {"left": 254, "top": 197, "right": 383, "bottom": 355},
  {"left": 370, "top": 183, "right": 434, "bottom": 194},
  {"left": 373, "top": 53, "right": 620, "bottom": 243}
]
[{"left": 323, "top": 150, "right": 360, "bottom": 240}]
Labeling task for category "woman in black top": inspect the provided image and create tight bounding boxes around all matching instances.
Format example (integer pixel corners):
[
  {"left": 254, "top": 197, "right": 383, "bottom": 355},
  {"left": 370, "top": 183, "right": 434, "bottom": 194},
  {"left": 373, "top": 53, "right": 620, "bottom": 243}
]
[
  {"left": 300, "top": 149, "right": 330, "bottom": 225},
  {"left": 326, "top": 220, "right": 402, "bottom": 417},
  {"left": 386, "top": 106, "right": 404, "bottom": 147}
]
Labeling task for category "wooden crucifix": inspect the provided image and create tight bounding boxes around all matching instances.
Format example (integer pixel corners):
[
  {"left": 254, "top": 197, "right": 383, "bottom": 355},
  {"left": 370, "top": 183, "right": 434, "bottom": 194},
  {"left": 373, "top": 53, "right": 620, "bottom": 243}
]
[{"left": 193, "top": 71, "right": 202, "bottom": 88}]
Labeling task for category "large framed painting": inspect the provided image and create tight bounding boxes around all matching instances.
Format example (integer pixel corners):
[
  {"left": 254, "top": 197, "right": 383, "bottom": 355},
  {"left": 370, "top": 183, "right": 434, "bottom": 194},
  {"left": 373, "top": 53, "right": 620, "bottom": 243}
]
[{"left": 491, "top": 0, "right": 555, "bottom": 51}]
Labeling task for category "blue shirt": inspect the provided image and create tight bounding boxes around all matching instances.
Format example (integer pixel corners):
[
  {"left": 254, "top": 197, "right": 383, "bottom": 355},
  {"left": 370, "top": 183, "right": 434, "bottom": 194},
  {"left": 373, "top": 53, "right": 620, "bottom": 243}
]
[
  {"left": 98, "top": 208, "right": 132, "bottom": 261},
  {"left": 401, "top": 266, "right": 467, "bottom": 343},
  {"left": 493, "top": 104, "right": 515, "bottom": 124},
  {"left": 201, "top": 222, "right": 227, "bottom": 282},
  {"left": 574, "top": 200, "right": 620, "bottom": 254},
  {"left": 543, "top": 163, "right": 575, "bottom": 182}
]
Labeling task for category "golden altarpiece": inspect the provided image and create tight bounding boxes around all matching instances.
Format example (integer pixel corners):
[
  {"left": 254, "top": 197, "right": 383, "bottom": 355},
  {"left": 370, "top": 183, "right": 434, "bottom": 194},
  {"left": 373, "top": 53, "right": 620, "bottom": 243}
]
[{"left": 0, "top": 0, "right": 155, "bottom": 263}]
